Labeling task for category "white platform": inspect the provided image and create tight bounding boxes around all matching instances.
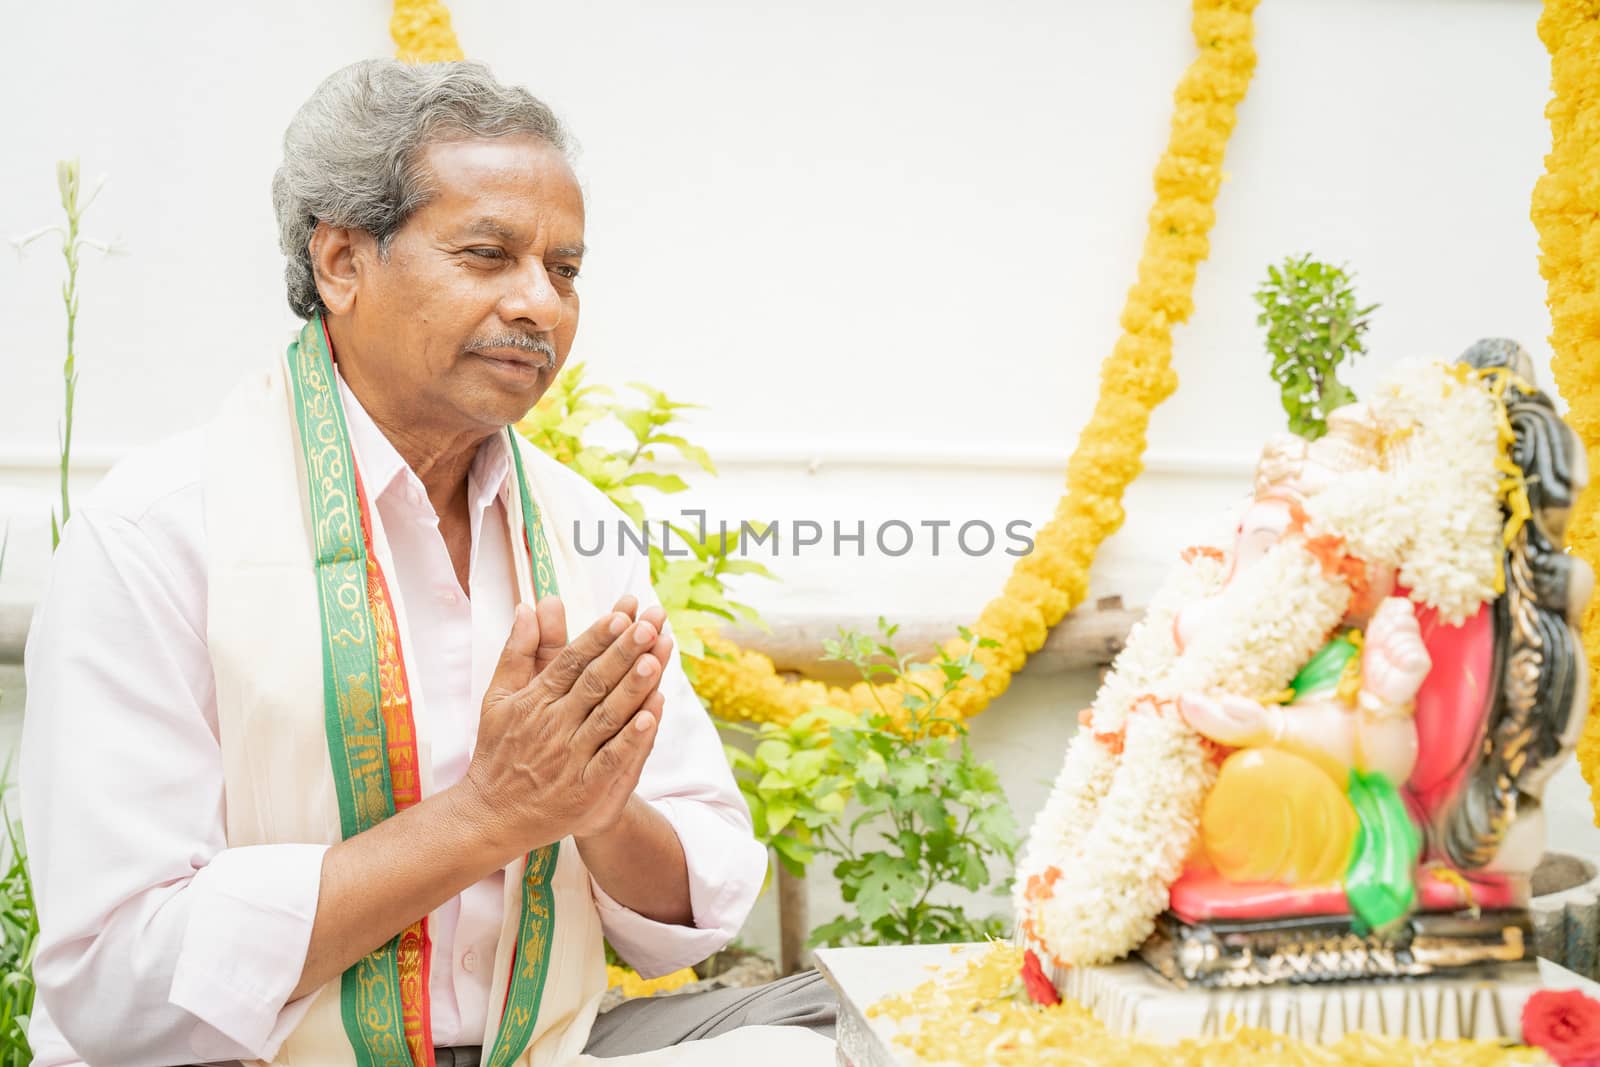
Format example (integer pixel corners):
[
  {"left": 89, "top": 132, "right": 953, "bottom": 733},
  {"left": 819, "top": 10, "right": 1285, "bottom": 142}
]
[{"left": 815, "top": 943, "right": 1600, "bottom": 1065}]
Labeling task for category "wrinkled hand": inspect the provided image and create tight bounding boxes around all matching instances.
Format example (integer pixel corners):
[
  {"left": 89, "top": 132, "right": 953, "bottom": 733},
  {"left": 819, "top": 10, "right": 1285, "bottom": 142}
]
[
  {"left": 463, "top": 594, "right": 675, "bottom": 857},
  {"left": 1179, "top": 692, "right": 1280, "bottom": 747},
  {"left": 1360, "top": 597, "right": 1431, "bottom": 709}
]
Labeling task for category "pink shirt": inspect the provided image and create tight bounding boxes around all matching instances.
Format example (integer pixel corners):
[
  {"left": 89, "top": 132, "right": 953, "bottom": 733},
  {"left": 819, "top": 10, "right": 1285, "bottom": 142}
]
[{"left": 21, "top": 371, "right": 765, "bottom": 1066}]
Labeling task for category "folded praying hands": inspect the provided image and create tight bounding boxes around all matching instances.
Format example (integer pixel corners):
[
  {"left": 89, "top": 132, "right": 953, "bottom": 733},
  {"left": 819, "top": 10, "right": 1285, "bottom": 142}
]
[{"left": 465, "top": 594, "right": 672, "bottom": 856}]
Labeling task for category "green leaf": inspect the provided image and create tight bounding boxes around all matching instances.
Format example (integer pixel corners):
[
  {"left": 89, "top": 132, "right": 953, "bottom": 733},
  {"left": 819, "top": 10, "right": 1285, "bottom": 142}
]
[
  {"left": 765, "top": 800, "right": 797, "bottom": 835},
  {"left": 620, "top": 471, "right": 690, "bottom": 495},
  {"left": 734, "top": 788, "right": 759, "bottom": 820},
  {"left": 816, "top": 790, "right": 847, "bottom": 814},
  {"left": 888, "top": 760, "right": 931, "bottom": 793},
  {"left": 894, "top": 790, "right": 949, "bottom": 831},
  {"left": 754, "top": 739, "right": 792, "bottom": 768},
  {"left": 771, "top": 833, "right": 812, "bottom": 878},
  {"left": 805, "top": 915, "right": 863, "bottom": 949},
  {"left": 757, "top": 770, "right": 794, "bottom": 793},
  {"left": 616, "top": 407, "right": 656, "bottom": 443},
  {"left": 796, "top": 707, "right": 857, "bottom": 732},
  {"left": 955, "top": 849, "right": 989, "bottom": 891},
  {"left": 649, "top": 433, "right": 718, "bottom": 475},
  {"left": 785, "top": 748, "right": 831, "bottom": 783},
  {"left": 849, "top": 854, "right": 921, "bottom": 925},
  {"left": 715, "top": 558, "right": 776, "bottom": 579}
]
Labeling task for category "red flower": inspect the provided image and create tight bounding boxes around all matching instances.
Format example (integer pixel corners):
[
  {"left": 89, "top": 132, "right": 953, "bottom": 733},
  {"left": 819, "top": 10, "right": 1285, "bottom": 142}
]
[
  {"left": 1522, "top": 989, "right": 1600, "bottom": 1066},
  {"left": 1020, "top": 949, "right": 1061, "bottom": 1007}
]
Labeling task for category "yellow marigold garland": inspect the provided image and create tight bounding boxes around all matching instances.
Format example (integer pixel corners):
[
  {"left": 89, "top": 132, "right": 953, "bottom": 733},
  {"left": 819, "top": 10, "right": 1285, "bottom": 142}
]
[
  {"left": 693, "top": 0, "right": 1261, "bottom": 725},
  {"left": 605, "top": 963, "right": 699, "bottom": 999},
  {"left": 870, "top": 944, "right": 1541, "bottom": 1066},
  {"left": 1533, "top": 0, "right": 1600, "bottom": 821},
  {"left": 391, "top": 0, "right": 464, "bottom": 63},
  {"left": 390, "top": 0, "right": 1261, "bottom": 727}
]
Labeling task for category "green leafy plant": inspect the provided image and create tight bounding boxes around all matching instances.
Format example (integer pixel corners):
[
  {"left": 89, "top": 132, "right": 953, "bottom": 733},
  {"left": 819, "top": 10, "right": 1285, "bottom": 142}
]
[
  {"left": 517, "top": 364, "right": 711, "bottom": 525},
  {"left": 2, "top": 158, "right": 103, "bottom": 1065},
  {"left": 15, "top": 160, "right": 114, "bottom": 550},
  {"left": 806, "top": 622, "right": 1020, "bottom": 948},
  {"left": 0, "top": 807, "right": 33, "bottom": 1067},
  {"left": 1255, "top": 254, "right": 1378, "bottom": 440},
  {"left": 515, "top": 365, "right": 775, "bottom": 669},
  {"left": 722, "top": 706, "right": 855, "bottom": 879},
  {"left": 648, "top": 523, "right": 774, "bottom": 666}
]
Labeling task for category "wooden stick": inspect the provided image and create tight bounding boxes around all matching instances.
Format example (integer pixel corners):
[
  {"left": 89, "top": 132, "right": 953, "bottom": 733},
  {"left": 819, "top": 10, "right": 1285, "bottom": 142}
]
[
  {"left": 720, "top": 599, "right": 1141, "bottom": 684},
  {"left": 777, "top": 861, "right": 810, "bottom": 975}
]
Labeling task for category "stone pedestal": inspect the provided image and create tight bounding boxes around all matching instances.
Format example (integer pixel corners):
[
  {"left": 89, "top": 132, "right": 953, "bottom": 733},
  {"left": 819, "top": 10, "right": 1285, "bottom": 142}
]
[
  {"left": 1047, "top": 955, "right": 1544, "bottom": 1044},
  {"left": 1530, "top": 851, "right": 1600, "bottom": 980},
  {"left": 816, "top": 943, "right": 1600, "bottom": 1066}
]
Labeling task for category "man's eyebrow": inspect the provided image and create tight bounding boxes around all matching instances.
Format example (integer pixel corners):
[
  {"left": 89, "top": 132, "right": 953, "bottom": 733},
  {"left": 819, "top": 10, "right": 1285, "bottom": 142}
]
[
  {"left": 457, "top": 219, "right": 585, "bottom": 259},
  {"left": 459, "top": 217, "right": 521, "bottom": 242}
]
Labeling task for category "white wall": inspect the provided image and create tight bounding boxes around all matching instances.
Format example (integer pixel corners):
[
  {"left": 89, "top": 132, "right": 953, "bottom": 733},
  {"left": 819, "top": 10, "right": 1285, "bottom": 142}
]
[{"left": 6, "top": 0, "right": 1596, "bottom": 956}]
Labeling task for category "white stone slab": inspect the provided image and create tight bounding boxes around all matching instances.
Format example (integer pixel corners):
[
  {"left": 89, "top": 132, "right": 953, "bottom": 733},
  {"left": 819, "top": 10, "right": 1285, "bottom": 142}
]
[
  {"left": 1054, "top": 958, "right": 1542, "bottom": 1044},
  {"left": 815, "top": 943, "right": 1600, "bottom": 1065}
]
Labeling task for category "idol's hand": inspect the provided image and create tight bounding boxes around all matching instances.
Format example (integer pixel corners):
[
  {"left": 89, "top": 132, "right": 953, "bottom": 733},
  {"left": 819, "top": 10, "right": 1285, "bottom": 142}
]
[
  {"left": 1360, "top": 597, "right": 1431, "bottom": 711},
  {"left": 464, "top": 595, "right": 667, "bottom": 856},
  {"left": 1179, "top": 691, "right": 1280, "bottom": 747}
]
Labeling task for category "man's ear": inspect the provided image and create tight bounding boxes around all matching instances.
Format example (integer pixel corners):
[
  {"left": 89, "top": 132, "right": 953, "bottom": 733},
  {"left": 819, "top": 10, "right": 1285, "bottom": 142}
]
[{"left": 308, "top": 221, "right": 369, "bottom": 315}]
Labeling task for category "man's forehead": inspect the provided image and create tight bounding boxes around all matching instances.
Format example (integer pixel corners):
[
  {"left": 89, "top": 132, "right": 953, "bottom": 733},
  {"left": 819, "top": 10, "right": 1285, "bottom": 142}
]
[{"left": 423, "top": 138, "right": 582, "bottom": 206}]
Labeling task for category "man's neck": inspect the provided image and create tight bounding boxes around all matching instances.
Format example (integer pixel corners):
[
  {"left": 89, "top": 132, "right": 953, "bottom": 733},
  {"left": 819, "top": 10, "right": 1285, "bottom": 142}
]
[{"left": 329, "top": 328, "right": 492, "bottom": 523}]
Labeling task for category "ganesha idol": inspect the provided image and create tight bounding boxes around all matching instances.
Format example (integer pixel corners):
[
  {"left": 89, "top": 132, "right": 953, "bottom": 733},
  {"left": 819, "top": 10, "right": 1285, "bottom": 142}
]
[{"left": 1014, "top": 339, "right": 1591, "bottom": 989}]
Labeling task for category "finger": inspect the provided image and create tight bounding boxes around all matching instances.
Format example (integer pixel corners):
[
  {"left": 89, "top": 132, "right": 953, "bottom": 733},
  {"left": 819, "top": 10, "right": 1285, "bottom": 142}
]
[
  {"left": 521, "top": 609, "right": 630, "bottom": 707},
  {"left": 648, "top": 632, "right": 673, "bottom": 671},
  {"left": 1400, "top": 646, "right": 1432, "bottom": 672},
  {"left": 612, "top": 594, "right": 640, "bottom": 620},
  {"left": 552, "top": 618, "right": 658, "bottom": 727},
  {"left": 532, "top": 595, "right": 569, "bottom": 676},
  {"left": 585, "top": 695, "right": 660, "bottom": 793},
  {"left": 1378, "top": 597, "right": 1413, "bottom": 624},
  {"left": 639, "top": 604, "right": 667, "bottom": 632},
  {"left": 572, "top": 641, "right": 665, "bottom": 755},
  {"left": 486, "top": 603, "right": 541, "bottom": 701}
]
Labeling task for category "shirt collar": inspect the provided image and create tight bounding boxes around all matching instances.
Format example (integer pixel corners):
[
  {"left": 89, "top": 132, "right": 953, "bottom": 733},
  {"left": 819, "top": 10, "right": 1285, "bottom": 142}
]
[{"left": 334, "top": 368, "right": 515, "bottom": 513}]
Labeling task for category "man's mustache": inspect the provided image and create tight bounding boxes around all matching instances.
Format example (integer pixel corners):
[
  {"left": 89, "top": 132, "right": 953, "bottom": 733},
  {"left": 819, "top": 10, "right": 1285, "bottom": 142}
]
[{"left": 466, "top": 334, "right": 556, "bottom": 367}]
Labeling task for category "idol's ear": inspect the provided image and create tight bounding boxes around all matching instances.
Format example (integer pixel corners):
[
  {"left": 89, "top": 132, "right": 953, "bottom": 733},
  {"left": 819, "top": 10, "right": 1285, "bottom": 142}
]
[{"left": 307, "top": 220, "right": 366, "bottom": 316}]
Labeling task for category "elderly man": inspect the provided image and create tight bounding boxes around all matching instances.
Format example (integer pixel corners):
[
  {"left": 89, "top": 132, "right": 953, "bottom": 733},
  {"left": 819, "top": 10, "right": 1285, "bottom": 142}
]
[{"left": 22, "top": 59, "right": 833, "bottom": 1066}]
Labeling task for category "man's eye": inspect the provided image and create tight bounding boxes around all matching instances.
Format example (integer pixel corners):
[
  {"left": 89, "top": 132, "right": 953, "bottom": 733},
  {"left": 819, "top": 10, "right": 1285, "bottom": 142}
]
[
  {"left": 550, "top": 264, "right": 581, "bottom": 280},
  {"left": 467, "top": 247, "right": 505, "bottom": 261}
]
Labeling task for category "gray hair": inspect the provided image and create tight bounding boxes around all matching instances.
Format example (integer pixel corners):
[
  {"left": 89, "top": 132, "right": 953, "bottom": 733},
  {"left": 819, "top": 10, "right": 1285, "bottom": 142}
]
[{"left": 271, "top": 59, "right": 571, "bottom": 318}]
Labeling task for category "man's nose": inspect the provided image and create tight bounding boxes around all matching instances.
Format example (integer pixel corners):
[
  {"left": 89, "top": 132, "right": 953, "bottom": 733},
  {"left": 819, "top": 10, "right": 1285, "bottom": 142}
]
[{"left": 499, "top": 259, "right": 564, "bottom": 330}]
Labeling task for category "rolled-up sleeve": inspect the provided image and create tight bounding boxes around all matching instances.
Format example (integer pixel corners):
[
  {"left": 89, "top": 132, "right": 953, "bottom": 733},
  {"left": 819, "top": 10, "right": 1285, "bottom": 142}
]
[
  {"left": 22, "top": 493, "right": 325, "bottom": 1067},
  {"left": 587, "top": 552, "right": 767, "bottom": 977}
]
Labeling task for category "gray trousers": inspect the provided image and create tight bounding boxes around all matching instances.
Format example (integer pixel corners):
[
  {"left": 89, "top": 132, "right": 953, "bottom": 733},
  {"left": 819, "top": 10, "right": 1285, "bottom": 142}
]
[{"left": 431, "top": 971, "right": 836, "bottom": 1065}]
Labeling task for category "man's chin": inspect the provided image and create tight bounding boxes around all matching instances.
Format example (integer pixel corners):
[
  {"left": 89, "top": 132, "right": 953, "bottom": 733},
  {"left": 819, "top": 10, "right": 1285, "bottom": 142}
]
[
  {"left": 461, "top": 367, "right": 551, "bottom": 427},
  {"left": 473, "top": 353, "right": 552, "bottom": 392}
]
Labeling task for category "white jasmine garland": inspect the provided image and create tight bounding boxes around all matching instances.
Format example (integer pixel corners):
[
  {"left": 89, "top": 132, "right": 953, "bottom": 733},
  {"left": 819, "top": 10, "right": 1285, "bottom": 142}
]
[
  {"left": 1089, "top": 550, "right": 1228, "bottom": 733},
  {"left": 1027, "top": 709, "right": 1214, "bottom": 965},
  {"left": 1012, "top": 549, "right": 1226, "bottom": 939},
  {"left": 1384, "top": 365, "right": 1503, "bottom": 625},
  {"left": 1016, "top": 541, "right": 1347, "bottom": 968},
  {"left": 1303, "top": 361, "right": 1503, "bottom": 625}
]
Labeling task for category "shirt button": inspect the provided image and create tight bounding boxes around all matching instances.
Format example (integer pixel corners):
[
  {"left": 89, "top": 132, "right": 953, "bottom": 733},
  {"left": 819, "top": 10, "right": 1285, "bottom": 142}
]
[{"left": 461, "top": 950, "right": 478, "bottom": 973}]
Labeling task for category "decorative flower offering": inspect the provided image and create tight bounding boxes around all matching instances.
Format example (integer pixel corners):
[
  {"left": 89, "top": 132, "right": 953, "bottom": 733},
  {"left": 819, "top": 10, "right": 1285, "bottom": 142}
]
[
  {"left": 1015, "top": 342, "right": 1590, "bottom": 991},
  {"left": 1522, "top": 989, "right": 1600, "bottom": 1066}
]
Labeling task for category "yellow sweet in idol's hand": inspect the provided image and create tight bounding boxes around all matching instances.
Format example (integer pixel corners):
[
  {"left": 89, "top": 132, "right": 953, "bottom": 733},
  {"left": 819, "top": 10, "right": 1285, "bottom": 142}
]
[{"left": 1201, "top": 748, "right": 1356, "bottom": 885}]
